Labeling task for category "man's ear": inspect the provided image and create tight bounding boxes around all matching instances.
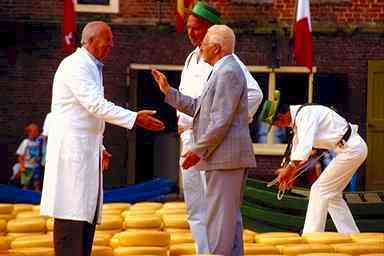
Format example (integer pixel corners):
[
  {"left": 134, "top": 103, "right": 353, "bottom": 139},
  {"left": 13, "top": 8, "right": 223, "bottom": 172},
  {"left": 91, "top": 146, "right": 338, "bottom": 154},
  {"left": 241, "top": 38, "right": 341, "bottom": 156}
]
[{"left": 213, "top": 44, "right": 221, "bottom": 55}]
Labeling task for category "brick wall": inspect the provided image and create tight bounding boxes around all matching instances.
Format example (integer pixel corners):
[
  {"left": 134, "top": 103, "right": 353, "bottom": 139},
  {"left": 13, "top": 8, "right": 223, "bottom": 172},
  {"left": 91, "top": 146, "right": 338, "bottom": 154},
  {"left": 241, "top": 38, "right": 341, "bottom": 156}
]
[{"left": 1, "top": 0, "right": 383, "bottom": 186}]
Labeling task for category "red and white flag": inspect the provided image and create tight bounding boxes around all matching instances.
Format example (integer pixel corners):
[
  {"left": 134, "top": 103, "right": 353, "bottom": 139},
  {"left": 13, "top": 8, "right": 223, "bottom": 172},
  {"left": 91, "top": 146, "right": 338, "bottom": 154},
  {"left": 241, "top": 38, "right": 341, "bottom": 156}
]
[
  {"left": 293, "top": 0, "right": 313, "bottom": 71},
  {"left": 64, "top": 0, "right": 76, "bottom": 53}
]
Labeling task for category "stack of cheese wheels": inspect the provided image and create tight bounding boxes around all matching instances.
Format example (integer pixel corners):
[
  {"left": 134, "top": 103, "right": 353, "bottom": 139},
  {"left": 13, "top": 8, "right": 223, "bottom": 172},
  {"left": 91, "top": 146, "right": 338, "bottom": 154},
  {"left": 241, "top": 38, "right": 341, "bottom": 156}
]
[
  {"left": 302, "top": 232, "right": 352, "bottom": 244},
  {"left": 0, "top": 204, "right": 14, "bottom": 221},
  {"left": 6, "top": 217, "right": 46, "bottom": 240},
  {"left": 243, "top": 229, "right": 256, "bottom": 243},
  {"left": 243, "top": 243, "right": 280, "bottom": 255},
  {"left": 169, "top": 243, "right": 196, "bottom": 256},
  {"left": 255, "top": 232, "right": 305, "bottom": 245},
  {"left": 112, "top": 230, "right": 169, "bottom": 256},
  {"left": 10, "top": 234, "right": 53, "bottom": 249},
  {"left": 123, "top": 202, "right": 163, "bottom": 231},
  {"left": 91, "top": 245, "right": 113, "bottom": 256},
  {"left": 279, "top": 243, "right": 335, "bottom": 255},
  {"left": 12, "top": 204, "right": 34, "bottom": 215},
  {"left": 350, "top": 233, "right": 384, "bottom": 244},
  {"left": 332, "top": 243, "right": 384, "bottom": 255}
]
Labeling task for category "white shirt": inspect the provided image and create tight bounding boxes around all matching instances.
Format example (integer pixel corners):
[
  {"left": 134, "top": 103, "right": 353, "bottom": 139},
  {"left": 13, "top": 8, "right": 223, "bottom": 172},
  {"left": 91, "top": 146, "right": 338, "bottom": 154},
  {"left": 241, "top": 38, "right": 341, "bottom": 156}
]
[
  {"left": 178, "top": 47, "right": 263, "bottom": 149},
  {"left": 42, "top": 112, "right": 51, "bottom": 137},
  {"left": 290, "top": 105, "right": 354, "bottom": 161}
]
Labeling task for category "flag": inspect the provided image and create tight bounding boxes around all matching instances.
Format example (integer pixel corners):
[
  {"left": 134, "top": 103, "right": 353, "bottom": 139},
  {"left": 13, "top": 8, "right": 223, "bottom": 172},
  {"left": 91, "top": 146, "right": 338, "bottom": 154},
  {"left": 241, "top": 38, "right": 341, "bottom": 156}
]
[
  {"left": 176, "top": 0, "right": 194, "bottom": 33},
  {"left": 64, "top": 0, "right": 76, "bottom": 53},
  {"left": 293, "top": 0, "right": 313, "bottom": 70}
]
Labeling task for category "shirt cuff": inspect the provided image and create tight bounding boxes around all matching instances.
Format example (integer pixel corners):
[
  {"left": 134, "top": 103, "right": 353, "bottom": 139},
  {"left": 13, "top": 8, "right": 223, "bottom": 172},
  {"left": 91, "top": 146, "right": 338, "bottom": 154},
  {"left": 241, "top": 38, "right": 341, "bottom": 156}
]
[{"left": 127, "top": 111, "right": 138, "bottom": 130}]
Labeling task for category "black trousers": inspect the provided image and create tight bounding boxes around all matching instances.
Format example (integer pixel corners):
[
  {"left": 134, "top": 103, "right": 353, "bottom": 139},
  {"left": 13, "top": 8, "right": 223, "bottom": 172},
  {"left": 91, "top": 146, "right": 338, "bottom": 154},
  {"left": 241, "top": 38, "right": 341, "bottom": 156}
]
[{"left": 53, "top": 218, "right": 96, "bottom": 256}]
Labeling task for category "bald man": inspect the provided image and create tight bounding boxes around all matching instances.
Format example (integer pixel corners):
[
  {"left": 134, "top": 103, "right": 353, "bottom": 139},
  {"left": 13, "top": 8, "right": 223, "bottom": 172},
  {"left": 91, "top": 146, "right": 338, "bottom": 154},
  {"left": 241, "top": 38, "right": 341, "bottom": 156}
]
[
  {"left": 40, "top": 21, "right": 164, "bottom": 256},
  {"left": 153, "top": 25, "right": 256, "bottom": 256}
]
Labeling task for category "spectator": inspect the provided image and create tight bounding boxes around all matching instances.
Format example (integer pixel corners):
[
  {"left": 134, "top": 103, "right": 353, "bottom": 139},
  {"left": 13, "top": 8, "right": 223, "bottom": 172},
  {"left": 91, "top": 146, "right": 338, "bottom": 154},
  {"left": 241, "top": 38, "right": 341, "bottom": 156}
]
[{"left": 16, "top": 123, "right": 43, "bottom": 191}]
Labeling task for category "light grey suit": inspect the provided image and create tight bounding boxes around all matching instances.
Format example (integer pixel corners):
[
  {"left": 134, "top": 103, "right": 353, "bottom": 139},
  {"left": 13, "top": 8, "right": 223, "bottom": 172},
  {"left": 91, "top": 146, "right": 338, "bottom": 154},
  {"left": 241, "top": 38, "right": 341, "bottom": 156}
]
[{"left": 165, "top": 55, "right": 256, "bottom": 256}]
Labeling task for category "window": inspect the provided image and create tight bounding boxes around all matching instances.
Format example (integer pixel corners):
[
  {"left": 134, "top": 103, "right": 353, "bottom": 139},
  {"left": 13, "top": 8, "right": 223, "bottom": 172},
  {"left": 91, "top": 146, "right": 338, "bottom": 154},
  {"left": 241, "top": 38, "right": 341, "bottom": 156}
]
[{"left": 75, "top": 0, "right": 119, "bottom": 13}]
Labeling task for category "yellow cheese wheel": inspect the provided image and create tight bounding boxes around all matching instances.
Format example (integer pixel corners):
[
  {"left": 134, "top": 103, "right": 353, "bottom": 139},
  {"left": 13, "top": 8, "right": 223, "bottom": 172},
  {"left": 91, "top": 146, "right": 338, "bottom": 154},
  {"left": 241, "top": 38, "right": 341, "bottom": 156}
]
[
  {"left": 116, "top": 230, "right": 170, "bottom": 247},
  {"left": 6, "top": 233, "right": 45, "bottom": 241},
  {"left": 94, "top": 229, "right": 121, "bottom": 236},
  {"left": 162, "top": 202, "right": 186, "bottom": 210},
  {"left": 243, "top": 230, "right": 256, "bottom": 243},
  {"left": 32, "top": 205, "right": 40, "bottom": 212},
  {"left": 110, "top": 233, "right": 120, "bottom": 248},
  {"left": 155, "top": 209, "right": 186, "bottom": 216},
  {"left": 256, "top": 236, "right": 305, "bottom": 245},
  {"left": 93, "top": 233, "right": 112, "bottom": 246},
  {"left": 7, "top": 218, "right": 46, "bottom": 233},
  {"left": 303, "top": 232, "right": 352, "bottom": 244},
  {"left": 162, "top": 214, "right": 189, "bottom": 229},
  {"left": 103, "top": 203, "right": 130, "bottom": 212},
  {"left": 113, "top": 246, "right": 167, "bottom": 256},
  {"left": 279, "top": 243, "right": 335, "bottom": 255},
  {"left": 13, "top": 204, "right": 34, "bottom": 215},
  {"left": 350, "top": 233, "right": 384, "bottom": 242},
  {"left": 102, "top": 209, "right": 123, "bottom": 216},
  {"left": 333, "top": 243, "right": 384, "bottom": 254},
  {"left": 16, "top": 211, "right": 42, "bottom": 219},
  {"left": 163, "top": 228, "right": 190, "bottom": 233},
  {"left": 11, "top": 234, "right": 53, "bottom": 248},
  {"left": 357, "top": 237, "right": 384, "bottom": 244},
  {"left": 0, "top": 214, "right": 15, "bottom": 221},
  {"left": 297, "top": 254, "right": 351, "bottom": 256},
  {"left": 170, "top": 232, "right": 194, "bottom": 245},
  {"left": 256, "top": 232, "right": 300, "bottom": 239},
  {"left": 96, "top": 216, "right": 123, "bottom": 230},
  {"left": 124, "top": 215, "right": 162, "bottom": 229},
  {"left": 0, "top": 204, "right": 14, "bottom": 214},
  {"left": 122, "top": 210, "right": 157, "bottom": 218},
  {"left": 359, "top": 254, "right": 384, "bottom": 256},
  {"left": 243, "top": 243, "right": 280, "bottom": 254},
  {"left": 46, "top": 218, "right": 53, "bottom": 231},
  {"left": 9, "top": 247, "right": 55, "bottom": 256},
  {"left": 0, "top": 220, "right": 6, "bottom": 233},
  {"left": 169, "top": 243, "right": 196, "bottom": 256},
  {"left": 130, "top": 202, "right": 163, "bottom": 211},
  {"left": 91, "top": 245, "right": 113, "bottom": 256},
  {"left": 0, "top": 237, "right": 10, "bottom": 250}
]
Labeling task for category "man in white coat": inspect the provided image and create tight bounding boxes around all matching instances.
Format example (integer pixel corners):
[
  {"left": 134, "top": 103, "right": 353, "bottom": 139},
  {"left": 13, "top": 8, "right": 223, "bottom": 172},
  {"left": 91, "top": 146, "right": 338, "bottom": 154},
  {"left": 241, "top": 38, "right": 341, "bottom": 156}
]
[
  {"left": 178, "top": 2, "right": 263, "bottom": 254},
  {"left": 40, "top": 21, "right": 164, "bottom": 256},
  {"left": 259, "top": 98, "right": 368, "bottom": 234}
]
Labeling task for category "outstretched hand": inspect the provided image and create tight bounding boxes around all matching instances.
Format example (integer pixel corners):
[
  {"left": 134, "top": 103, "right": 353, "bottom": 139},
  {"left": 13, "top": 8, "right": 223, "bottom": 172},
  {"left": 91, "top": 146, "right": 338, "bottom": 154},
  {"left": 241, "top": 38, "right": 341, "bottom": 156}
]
[
  {"left": 181, "top": 151, "right": 201, "bottom": 170},
  {"left": 151, "top": 69, "right": 170, "bottom": 95},
  {"left": 135, "top": 110, "right": 165, "bottom": 131},
  {"left": 275, "top": 167, "right": 296, "bottom": 191}
]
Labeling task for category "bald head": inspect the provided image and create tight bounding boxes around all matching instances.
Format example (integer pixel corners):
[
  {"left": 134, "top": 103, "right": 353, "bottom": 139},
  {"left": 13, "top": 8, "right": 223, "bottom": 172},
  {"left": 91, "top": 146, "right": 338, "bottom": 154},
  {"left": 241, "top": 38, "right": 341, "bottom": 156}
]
[
  {"left": 205, "top": 25, "right": 235, "bottom": 55},
  {"left": 81, "top": 21, "right": 114, "bottom": 61}
]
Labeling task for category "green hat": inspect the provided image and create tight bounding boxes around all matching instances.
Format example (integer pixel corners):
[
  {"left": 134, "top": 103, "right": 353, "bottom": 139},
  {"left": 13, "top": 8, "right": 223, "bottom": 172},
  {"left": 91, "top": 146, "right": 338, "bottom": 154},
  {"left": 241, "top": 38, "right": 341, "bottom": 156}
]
[
  {"left": 258, "top": 90, "right": 281, "bottom": 125},
  {"left": 192, "top": 1, "right": 221, "bottom": 25}
]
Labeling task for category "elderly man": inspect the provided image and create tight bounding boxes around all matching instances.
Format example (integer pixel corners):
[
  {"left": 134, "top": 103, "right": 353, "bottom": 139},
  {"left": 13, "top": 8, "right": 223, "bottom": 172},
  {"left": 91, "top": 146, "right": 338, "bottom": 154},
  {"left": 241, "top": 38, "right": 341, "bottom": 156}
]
[
  {"left": 177, "top": 2, "right": 263, "bottom": 254},
  {"left": 259, "top": 95, "right": 367, "bottom": 234},
  {"left": 40, "top": 21, "right": 164, "bottom": 256},
  {"left": 152, "top": 25, "right": 256, "bottom": 256}
]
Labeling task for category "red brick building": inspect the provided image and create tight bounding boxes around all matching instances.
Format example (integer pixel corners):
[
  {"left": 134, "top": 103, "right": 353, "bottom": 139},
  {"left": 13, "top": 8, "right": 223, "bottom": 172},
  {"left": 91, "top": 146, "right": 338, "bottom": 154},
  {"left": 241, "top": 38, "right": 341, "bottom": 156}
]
[{"left": 0, "top": 0, "right": 383, "bottom": 190}]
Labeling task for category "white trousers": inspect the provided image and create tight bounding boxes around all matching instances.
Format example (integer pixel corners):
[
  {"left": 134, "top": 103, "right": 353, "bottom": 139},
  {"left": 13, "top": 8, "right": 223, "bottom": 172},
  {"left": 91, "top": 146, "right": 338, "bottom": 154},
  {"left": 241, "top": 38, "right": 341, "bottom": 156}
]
[{"left": 303, "top": 133, "right": 368, "bottom": 234}]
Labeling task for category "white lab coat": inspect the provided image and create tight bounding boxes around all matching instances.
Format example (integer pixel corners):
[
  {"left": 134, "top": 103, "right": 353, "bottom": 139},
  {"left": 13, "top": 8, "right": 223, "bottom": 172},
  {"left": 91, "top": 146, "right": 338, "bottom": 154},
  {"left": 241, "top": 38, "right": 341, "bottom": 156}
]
[{"left": 40, "top": 48, "right": 137, "bottom": 224}]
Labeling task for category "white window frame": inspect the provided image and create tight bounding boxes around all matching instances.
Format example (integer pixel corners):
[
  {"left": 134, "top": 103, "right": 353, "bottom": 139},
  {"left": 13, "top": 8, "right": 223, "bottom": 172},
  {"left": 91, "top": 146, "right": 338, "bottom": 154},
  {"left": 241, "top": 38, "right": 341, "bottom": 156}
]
[
  {"left": 75, "top": 0, "right": 119, "bottom": 13},
  {"left": 129, "top": 64, "right": 316, "bottom": 156}
]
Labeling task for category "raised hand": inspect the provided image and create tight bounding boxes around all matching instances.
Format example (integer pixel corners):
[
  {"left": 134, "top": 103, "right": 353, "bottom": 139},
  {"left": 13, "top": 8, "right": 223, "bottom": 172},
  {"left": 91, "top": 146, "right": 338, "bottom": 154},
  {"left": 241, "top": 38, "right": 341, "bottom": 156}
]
[
  {"left": 151, "top": 69, "right": 170, "bottom": 95},
  {"left": 135, "top": 110, "right": 165, "bottom": 131},
  {"left": 181, "top": 151, "right": 201, "bottom": 170}
]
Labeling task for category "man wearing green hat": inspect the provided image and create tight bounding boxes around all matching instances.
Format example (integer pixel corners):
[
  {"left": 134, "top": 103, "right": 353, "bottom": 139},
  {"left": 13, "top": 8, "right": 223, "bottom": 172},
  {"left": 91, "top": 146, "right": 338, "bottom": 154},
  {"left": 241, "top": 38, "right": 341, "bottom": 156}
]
[
  {"left": 259, "top": 92, "right": 368, "bottom": 234},
  {"left": 176, "top": 1, "right": 263, "bottom": 254}
]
